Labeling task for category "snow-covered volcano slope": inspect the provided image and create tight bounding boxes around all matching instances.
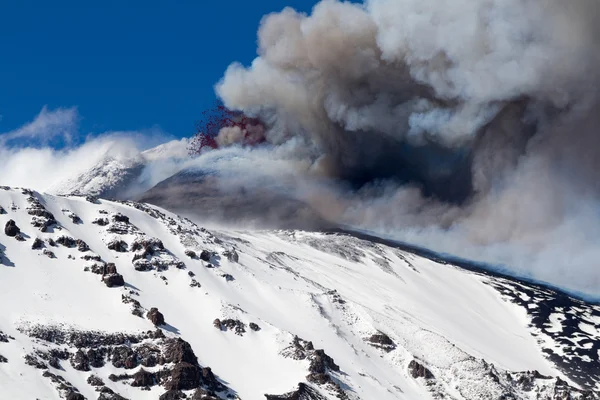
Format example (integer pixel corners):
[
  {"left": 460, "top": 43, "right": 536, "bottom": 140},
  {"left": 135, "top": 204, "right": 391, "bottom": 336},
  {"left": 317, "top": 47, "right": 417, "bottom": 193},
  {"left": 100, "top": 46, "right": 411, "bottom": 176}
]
[{"left": 0, "top": 187, "right": 598, "bottom": 400}]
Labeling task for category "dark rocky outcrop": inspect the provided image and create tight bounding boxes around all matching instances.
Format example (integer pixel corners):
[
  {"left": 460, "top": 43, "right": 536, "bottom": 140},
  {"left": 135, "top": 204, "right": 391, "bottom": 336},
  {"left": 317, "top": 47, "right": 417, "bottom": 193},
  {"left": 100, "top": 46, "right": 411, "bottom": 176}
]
[
  {"left": 92, "top": 217, "right": 109, "bottom": 226},
  {"left": 112, "top": 214, "right": 130, "bottom": 223},
  {"left": 214, "top": 319, "right": 246, "bottom": 336},
  {"left": 265, "top": 382, "right": 327, "bottom": 400},
  {"left": 366, "top": 332, "right": 396, "bottom": 352},
  {"left": 71, "top": 349, "right": 90, "bottom": 371},
  {"left": 249, "top": 322, "right": 261, "bottom": 332},
  {"left": 76, "top": 239, "right": 90, "bottom": 252},
  {"left": 159, "top": 390, "right": 187, "bottom": 400},
  {"left": 200, "top": 250, "right": 211, "bottom": 262},
  {"left": 65, "top": 391, "right": 85, "bottom": 400},
  {"left": 408, "top": 359, "right": 434, "bottom": 379},
  {"left": 31, "top": 238, "right": 45, "bottom": 250},
  {"left": 43, "top": 249, "right": 56, "bottom": 258},
  {"left": 147, "top": 308, "right": 165, "bottom": 326},
  {"left": 56, "top": 236, "right": 77, "bottom": 248},
  {"left": 87, "top": 375, "right": 104, "bottom": 386},
  {"left": 201, "top": 367, "right": 225, "bottom": 392},
  {"left": 185, "top": 250, "right": 197, "bottom": 259},
  {"left": 0, "top": 354, "right": 7, "bottom": 363},
  {"left": 164, "top": 362, "right": 202, "bottom": 390},
  {"left": 103, "top": 274, "right": 125, "bottom": 287},
  {"left": 162, "top": 338, "right": 198, "bottom": 365},
  {"left": 111, "top": 346, "right": 137, "bottom": 369},
  {"left": 107, "top": 240, "right": 128, "bottom": 252},
  {"left": 4, "top": 220, "right": 20, "bottom": 237},
  {"left": 131, "top": 368, "right": 156, "bottom": 387}
]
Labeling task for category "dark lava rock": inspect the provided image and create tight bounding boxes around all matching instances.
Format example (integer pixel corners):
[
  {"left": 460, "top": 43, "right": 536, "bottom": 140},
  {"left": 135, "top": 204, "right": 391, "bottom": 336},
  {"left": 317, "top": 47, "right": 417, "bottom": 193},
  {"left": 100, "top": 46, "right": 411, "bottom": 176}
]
[
  {"left": 107, "top": 239, "right": 128, "bottom": 252},
  {"left": 408, "top": 359, "right": 434, "bottom": 379},
  {"left": 215, "top": 319, "right": 246, "bottom": 336},
  {"left": 190, "top": 279, "right": 201, "bottom": 288},
  {"left": 221, "top": 273, "right": 234, "bottom": 282},
  {"left": 0, "top": 354, "right": 7, "bottom": 363},
  {"left": 200, "top": 250, "right": 211, "bottom": 262},
  {"left": 43, "top": 249, "right": 56, "bottom": 258},
  {"left": 0, "top": 205, "right": 5, "bottom": 214},
  {"left": 98, "top": 389, "right": 128, "bottom": 400},
  {"left": 191, "top": 388, "right": 220, "bottom": 400},
  {"left": 24, "top": 353, "right": 47, "bottom": 369},
  {"left": 71, "top": 349, "right": 90, "bottom": 371},
  {"left": 188, "top": 271, "right": 195, "bottom": 277},
  {"left": 265, "top": 382, "right": 327, "bottom": 400},
  {"left": 106, "top": 263, "right": 118, "bottom": 274},
  {"left": 56, "top": 236, "right": 77, "bottom": 248},
  {"left": 136, "top": 343, "right": 161, "bottom": 367},
  {"left": 76, "top": 239, "right": 90, "bottom": 252},
  {"left": 70, "top": 214, "right": 82, "bottom": 224},
  {"left": 65, "top": 392, "right": 85, "bottom": 400},
  {"left": 185, "top": 250, "right": 197, "bottom": 259},
  {"left": 249, "top": 322, "right": 261, "bottom": 332},
  {"left": 223, "top": 249, "right": 239, "bottom": 263},
  {"left": 163, "top": 338, "right": 198, "bottom": 364},
  {"left": 4, "top": 220, "right": 20, "bottom": 237},
  {"left": 131, "top": 368, "right": 156, "bottom": 387},
  {"left": 86, "top": 195, "right": 99, "bottom": 203},
  {"left": 15, "top": 233, "right": 26, "bottom": 241},
  {"left": 112, "top": 214, "right": 130, "bottom": 223},
  {"left": 92, "top": 217, "right": 109, "bottom": 226},
  {"left": 165, "top": 362, "right": 202, "bottom": 390},
  {"left": 366, "top": 332, "right": 396, "bottom": 352},
  {"left": 31, "top": 238, "right": 44, "bottom": 250},
  {"left": 147, "top": 307, "right": 165, "bottom": 326},
  {"left": 82, "top": 254, "right": 102, "bottom": 262},
  {"left": 103, "top": 273, "right": 125, "bottom": 287},
  {"left": 111, "top": 346, "right": 137, "bottom": 369},
  {"left": 87, "top": 374, "right": 104, "bottom": 386},
  {"left": 201, "top": 367, "right": 225, "bottom": 392},
  {"left": 160, "top": 390, "right": 187, "bottom": 400}
]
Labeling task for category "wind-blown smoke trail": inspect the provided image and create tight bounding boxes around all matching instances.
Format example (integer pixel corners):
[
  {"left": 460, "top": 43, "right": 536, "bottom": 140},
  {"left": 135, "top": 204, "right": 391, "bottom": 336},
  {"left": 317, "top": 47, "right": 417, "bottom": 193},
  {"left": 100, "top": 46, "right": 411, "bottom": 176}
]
[{"left": 205, "top": 0, "right": 600, "bottom": 299}]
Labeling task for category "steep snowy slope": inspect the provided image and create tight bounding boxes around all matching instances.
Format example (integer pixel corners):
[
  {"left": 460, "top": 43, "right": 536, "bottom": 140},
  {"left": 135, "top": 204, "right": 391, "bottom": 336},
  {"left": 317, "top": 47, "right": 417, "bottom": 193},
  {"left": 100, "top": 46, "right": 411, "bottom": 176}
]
[
  {"left": 49, "top": 139, "right": 189, "bottom": 200},
  {"left": 0, "top": 187, "right": 598, "bottom": 400}
]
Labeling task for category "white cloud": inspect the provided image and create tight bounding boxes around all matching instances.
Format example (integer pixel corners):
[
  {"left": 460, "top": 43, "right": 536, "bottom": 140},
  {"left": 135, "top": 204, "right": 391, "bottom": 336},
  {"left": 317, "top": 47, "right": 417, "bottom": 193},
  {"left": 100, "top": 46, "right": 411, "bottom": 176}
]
[{"left": 0, "top": 106, "right": 78, "bottom": 146}]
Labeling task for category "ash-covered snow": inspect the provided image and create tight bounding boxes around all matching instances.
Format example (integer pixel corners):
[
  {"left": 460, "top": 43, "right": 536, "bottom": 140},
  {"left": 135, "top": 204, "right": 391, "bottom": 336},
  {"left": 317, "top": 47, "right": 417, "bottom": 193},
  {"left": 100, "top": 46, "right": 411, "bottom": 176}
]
[{"left": 0, "top": 187, "right": 598, "bottom": 399}]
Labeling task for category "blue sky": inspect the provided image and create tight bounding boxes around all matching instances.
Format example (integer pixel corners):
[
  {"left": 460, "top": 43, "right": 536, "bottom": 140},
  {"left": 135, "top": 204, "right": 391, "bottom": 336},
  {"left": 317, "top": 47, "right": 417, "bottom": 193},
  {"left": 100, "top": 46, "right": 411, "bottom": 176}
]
[{"left": 0, "top": 0, "right": 320, "bottom": 145}]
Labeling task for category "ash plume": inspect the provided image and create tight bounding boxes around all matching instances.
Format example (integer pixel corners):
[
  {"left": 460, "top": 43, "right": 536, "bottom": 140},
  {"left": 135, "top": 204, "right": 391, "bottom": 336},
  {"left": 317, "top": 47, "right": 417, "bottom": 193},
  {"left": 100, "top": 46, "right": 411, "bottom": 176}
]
[{"left": 206, "top": 0, "right": 600, "bottom": 298}]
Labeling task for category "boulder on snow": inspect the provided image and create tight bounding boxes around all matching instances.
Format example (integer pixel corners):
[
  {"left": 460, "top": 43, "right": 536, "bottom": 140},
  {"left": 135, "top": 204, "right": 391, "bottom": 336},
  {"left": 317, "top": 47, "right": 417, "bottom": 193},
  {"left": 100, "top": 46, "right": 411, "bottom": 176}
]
[
  {"left": 199, "top": 250, "right": 211, "bottom": 262},
  {"left": 103, "top": 274, "right": 125, "bottom": 287},
  {"left": 107, "top": 239, "right": 128, "bottom": 252},
  {"left": 31, "top": 238, "right": 44, "bottom": 250},
  {"left": 147, "top": 307, "right": 165, "bottom": 326},
  {"left": 4, "top": 220, "right": 20, "bottom": 237},
  {"left": 184, "top": 250, "right": 196, "bottom": 259}
]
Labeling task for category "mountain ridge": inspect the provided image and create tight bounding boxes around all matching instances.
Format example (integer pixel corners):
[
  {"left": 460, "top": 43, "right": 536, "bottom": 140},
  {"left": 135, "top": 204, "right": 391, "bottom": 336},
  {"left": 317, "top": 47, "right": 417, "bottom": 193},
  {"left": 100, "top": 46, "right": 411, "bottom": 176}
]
[{"left": 0, "top": 186, "right": 599, "bottom": 399}]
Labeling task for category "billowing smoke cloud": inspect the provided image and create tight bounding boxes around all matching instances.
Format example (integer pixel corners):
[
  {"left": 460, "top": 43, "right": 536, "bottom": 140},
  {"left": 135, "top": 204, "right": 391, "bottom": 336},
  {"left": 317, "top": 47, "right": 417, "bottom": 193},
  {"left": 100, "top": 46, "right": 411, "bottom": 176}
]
[{"left": 209, "top": 0, "right": 600, "bottom": 298}]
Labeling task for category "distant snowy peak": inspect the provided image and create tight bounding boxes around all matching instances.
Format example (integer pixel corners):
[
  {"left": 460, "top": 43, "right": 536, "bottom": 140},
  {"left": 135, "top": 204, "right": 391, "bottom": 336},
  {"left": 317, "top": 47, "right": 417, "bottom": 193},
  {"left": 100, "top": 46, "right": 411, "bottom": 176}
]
[
  {"left": 50, "top": 138, "right": 190, "bottom": 200},
  {"left": 0, "top": 186, "right": 599, "bottom": 399}
]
